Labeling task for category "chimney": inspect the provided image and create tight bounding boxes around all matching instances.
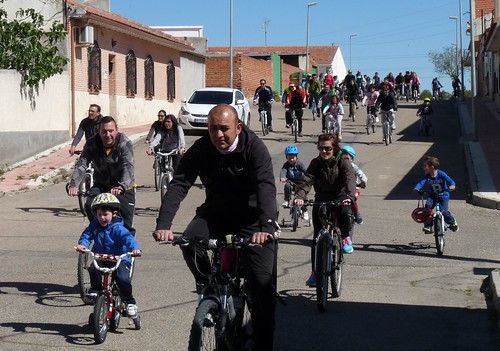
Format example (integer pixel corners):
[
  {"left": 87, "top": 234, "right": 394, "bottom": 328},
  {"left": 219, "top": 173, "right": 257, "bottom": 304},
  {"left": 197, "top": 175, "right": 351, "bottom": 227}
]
[{"left": 83, "top": 0, "right": 110, "bottom": 11}]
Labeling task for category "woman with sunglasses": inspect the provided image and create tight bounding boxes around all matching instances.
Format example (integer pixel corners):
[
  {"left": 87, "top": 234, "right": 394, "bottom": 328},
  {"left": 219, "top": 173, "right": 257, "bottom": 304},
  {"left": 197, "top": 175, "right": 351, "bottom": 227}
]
[{"left": 294, "top": 133, "right": 356, "bottom": 287}]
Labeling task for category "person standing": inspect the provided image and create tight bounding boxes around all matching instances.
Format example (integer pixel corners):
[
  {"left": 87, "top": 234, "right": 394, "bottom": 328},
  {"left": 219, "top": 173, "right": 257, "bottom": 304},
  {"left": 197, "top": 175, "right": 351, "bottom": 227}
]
[
  {"left": 253, "top": 79, "right": 274, "bottom": 132},
  {"left": 153, "top": 104, "right": 278, "bottom": 351},
  {"left": 68, "top": 116, "right": 136, "bottom": 235},
  {"left": 69, "top": 104, "right": 103, "bottom": 155}
]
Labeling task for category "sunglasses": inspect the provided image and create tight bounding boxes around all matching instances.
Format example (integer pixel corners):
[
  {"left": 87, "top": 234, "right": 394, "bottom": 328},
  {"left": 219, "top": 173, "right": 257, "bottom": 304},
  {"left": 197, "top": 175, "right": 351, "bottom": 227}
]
[{"left": 317, "top": 146, "right": 333, "bottom": 152}]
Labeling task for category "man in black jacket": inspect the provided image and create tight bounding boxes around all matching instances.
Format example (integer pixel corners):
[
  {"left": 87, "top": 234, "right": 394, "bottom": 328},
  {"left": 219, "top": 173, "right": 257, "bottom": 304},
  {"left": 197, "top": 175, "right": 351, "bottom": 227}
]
[
  {"left": 69, "top": 104, "right": 103, "bottom": 155},
  {"left": 154, "top": 104, "right": 277, "bottom": 351}
]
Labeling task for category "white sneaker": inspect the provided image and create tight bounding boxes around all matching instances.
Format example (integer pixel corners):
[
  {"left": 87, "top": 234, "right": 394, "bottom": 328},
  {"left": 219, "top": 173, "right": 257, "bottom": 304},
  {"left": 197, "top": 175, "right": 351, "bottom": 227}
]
[
  {"left": 375, "top": 116, "right": 379, "bottom": 123},
  {"left": 391, "top": 122, "right": 396, "bottom": 130},
  {"left": 282, "top": 201, "right": 290, "bottom": 208},
  {"left": 127, "top": 304, "right": 138, "bottom": 319},
  {"left": 302, "top": 211, "right": 309, "bottom": 222}
]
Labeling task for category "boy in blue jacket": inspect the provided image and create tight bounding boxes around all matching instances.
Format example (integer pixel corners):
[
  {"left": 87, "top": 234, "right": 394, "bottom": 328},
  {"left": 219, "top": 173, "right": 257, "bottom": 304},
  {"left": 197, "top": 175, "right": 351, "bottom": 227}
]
[
  {"left": 413, "top": 156, "right": 459, "bottom": 233},
  {"left": 76, "top": 193, "right": 141, "bottom": 318}
]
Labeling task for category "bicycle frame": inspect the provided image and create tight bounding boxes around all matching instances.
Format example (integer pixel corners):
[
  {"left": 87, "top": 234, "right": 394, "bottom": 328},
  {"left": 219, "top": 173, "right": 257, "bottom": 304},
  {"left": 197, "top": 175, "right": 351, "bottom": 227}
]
[
  {"left": 324, "top": 113, "right": 338, "bottom": 135},
  {"left": 156, "top": 149, "right": 178, "bottom": 199},
  {"left": 258, "top": 102, "right": 269, "bottom": 136}
]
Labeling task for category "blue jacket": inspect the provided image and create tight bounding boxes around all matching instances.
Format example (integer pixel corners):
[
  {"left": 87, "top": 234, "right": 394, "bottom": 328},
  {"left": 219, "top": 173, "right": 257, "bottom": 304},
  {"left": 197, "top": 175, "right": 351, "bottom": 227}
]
[
  {"left": 78, "top": 215, "right": 140, "bottom": 263},
  {"left": 414, "top": 170, "right": 456, "bottom": 198}
]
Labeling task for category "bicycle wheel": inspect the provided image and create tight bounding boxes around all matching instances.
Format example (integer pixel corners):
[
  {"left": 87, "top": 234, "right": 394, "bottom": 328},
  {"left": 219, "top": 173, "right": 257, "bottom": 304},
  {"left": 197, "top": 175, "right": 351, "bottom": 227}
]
[
  {"left": 227, "top": 293, "right": 252, "bottom": 350},
  {"left": 260, "top": 111, "right": 268, "bottom": 136},
  {"left": 291, "top": 206, "right": 299, "bottom": 232},
  {"left": 188, "top": 299, "right": 219, "bottom": 351},
  {"left": 78, "top": 175, "right": 90, "bottom": 217},
  {"left": 383, "top": 123, "right": 389, "bottom": 146},
  {"left": 293, "top": 119, "right": 298, "bottom": 143},
  {"left": 93, "top": 295, "right": 110, "bottom": 344},
  {"left": 331, "top": 231, "right": 344, "bottom": 298},
  {"left": 311, "top": 102, "right": 316, "bottom": 121},
  {"left": 154, "top": 157, "right": 161, "bottom": 191},
  {"left": 77, "top": 250, "right": 93, "bottom": 305},
  {"left": 388, "top": 128, "right": 393, "bottom": 144},
  {"left": 109, "top": 294, "right": 121, "bottom": 331},
  {"left": 160, "top": 173, "right": 169, "bottom": 199},
  {"left": 366, "top": 115, "right": 372, "bottom": 135},
  {"left": 315, "top": 232, "right": 330, "bottom": 313},
  {"left": 434, "top": 216, "right": 445, "bottom": 256}
]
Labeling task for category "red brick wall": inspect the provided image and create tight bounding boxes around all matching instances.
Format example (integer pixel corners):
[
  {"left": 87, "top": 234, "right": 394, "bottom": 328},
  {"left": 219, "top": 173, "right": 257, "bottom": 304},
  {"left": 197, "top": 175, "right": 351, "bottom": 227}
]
[
  {"left": 240, "top": 56, "right": 273, "bottom": 98},
  {"left": 282, "top": 62, "right": 298, "bottom": 93}
]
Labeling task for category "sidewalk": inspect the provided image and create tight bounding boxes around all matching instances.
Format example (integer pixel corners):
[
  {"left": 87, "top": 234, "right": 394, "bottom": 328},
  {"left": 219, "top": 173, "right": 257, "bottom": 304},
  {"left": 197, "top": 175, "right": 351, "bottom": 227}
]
[
  {"left": 0, "top": 124, "right": 150, "bottom": 194},
  {"left": 458, "top": 96, "right": 500, "bottom": 210}
]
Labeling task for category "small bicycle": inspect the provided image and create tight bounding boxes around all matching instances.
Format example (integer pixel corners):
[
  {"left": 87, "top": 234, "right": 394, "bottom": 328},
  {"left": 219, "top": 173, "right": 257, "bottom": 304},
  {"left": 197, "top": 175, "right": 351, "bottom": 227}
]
[
  {"left": 415, "top": 191, "right": 448, "bottom": 256},
  {"left": 418, "top": 114, "right": 433, "bottom": 136},
  {"left": 160, "top": 235, "right": 264, "bottom": 351},
  {"left": 305, "top": 197, "right": 351, "bottom": 313},
  {"left": 289, "top": 108, "right": 300, "bottom": 142},
  {"left": 156, "top": 149, "right": 178, "bottom": 200},
  {"left": 324, "top": 112, "right": 339, "bottom": 136},
  {"left": 365, "top": 106, "right": 377, "bottom": 135},
  {"left": 380, "top": 110, "right": 394, "bottom": 146},
  {"left": 77, "top": 249, "right": 141, "bottom": 344},
  {"left": 280, "top": 182, "right": 310, "bottom": 232}
]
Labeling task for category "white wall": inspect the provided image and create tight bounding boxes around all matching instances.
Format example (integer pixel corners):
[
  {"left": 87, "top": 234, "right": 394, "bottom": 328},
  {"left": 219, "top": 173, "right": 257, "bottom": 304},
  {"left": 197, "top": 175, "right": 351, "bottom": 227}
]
[{"left": 179, "top": 54, "right": 206, "bottom": 100}]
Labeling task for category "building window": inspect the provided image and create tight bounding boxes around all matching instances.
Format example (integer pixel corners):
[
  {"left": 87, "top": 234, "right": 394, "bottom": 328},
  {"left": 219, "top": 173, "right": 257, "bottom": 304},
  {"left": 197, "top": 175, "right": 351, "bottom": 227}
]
[
  {"left": 145, "top": 55, "right": 154, "bottom": 99},
  {"left": 88, "top": 41, "right": 101, "bottom": 93},
  {"left": 126, "top": 50, "right": 137, "bottom": 97},
  {"left": 167, "top": 60, "right": 175, "bottom": 101}
]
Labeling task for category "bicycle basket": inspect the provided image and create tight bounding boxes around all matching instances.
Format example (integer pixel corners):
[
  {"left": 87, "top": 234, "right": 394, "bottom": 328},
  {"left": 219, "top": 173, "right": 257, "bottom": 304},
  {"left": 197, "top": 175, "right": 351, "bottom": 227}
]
[{"left": 411, "top": 197, "right": 433, "bottom": 223}]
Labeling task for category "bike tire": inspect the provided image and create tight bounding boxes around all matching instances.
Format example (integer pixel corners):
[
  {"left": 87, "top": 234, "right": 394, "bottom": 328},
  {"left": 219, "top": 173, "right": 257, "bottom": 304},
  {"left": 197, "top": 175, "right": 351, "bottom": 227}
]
[
  {"left": 312, "top": 103, "right": 316, "bottom": 121},
  {"left": 291, "top": 206, "right": 299, "bottom": 232},
  {"left": 383, "top": 124, "right": 389, "bottom": 146},
  {"left": 315, "top": 232, "right": 330, "bottom": 313},
  {"left": 388, "top": 129, "right": 393, "bottom": 144},
  {"left": 188, "top": 299, "right": 219, "bottom": 351},
  {"left": 227, "top": 292, "right": 252, "bottom": 350},
  {"left": 77, "top": 250, "right": 93, "bottom": 305},
  {"left": 260, "top": 111, "right": 268, "bottom": 136},
  {"left": 293, "top": 119, "right": 298, "bottom": 143},
  {"left": 77, "top": 175, "right": 90, "bottom": 217},
  {"left": 93, "top": 295, "right": 110, "bottom": 344},
  {"left": 109, "top": 294, "right": 121, "bottom": 331},
  {"left": 160, "top": 173, "right": 169, "bottom": 200},
  {"left": 331, "top": 231, "right": 344, "bottom": 298},
  {"left": 434, "top": 217, "right": 445, "bottom": 256},
  {"left": 366, "top": 115, "right": 372, "bottom": 135},
  {"left": 154, "top": 157, "right": 161, "bottom": 191}
]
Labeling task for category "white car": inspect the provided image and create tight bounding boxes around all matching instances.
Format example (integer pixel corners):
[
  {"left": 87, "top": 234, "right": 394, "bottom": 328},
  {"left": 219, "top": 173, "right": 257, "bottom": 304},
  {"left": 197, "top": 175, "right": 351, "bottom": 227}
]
[{"left": 178, "top": 87, "right": 251, "bottom": 132}]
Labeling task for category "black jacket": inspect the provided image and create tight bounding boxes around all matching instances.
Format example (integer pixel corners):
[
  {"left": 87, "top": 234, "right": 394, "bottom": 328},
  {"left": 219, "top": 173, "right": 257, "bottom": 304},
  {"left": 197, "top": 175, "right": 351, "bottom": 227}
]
[{"left": 156, "top": 125, "right": 277, "bottom": 234}]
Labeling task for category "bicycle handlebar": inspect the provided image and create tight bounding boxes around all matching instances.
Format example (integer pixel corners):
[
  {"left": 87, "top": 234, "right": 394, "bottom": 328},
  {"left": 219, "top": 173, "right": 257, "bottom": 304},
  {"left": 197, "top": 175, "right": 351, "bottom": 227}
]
[
  {"left": 156, "top": 150, "right": 179, "bottom": 157},
  {"left": 75, "top": 248, "right": 140, "bottom": 274},
  {"left": 157, "top": 234, "right": 274, "bottom": 248}
]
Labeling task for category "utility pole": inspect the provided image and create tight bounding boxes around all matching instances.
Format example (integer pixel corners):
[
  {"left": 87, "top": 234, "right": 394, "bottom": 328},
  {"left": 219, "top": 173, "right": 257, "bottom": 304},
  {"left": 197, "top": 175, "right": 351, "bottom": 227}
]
[{"left": 262, "top": 19, "right": 270, "bottom": 46}]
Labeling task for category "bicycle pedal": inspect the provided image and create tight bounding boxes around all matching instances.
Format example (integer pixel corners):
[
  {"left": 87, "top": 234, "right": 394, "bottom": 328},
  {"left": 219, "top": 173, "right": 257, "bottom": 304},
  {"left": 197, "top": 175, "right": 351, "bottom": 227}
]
[{"left": 203, "top": 313, "right": 214, "bottom": 327}]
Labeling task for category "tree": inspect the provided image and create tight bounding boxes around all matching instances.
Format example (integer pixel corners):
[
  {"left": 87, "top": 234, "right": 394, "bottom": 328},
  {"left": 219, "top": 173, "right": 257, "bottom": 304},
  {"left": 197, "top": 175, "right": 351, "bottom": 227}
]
[
  {"left": 0, "top": 0, "right": 68, "bottom": 87},
  {"left": 428, "top": 46, "right": 457, "bottom": 80}
]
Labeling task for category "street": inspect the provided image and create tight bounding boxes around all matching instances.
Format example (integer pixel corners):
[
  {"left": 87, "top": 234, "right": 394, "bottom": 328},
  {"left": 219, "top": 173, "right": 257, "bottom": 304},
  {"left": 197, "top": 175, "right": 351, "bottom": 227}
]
[{"left": 1, "top": 100, "right": 500, "bottom": 350}]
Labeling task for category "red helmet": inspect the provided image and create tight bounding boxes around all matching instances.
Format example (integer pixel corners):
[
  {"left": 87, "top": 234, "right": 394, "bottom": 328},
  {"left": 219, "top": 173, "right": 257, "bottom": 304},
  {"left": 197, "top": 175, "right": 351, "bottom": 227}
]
[{"left": 411, "top": 207, "right": 433, "bottom": 223}]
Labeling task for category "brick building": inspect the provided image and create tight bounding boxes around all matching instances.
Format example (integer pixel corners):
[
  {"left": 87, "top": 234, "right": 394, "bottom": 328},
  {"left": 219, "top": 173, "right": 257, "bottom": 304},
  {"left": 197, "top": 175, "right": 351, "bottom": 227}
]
[{"left": 206, "top": 46, "right": 346, "bottom": 98}]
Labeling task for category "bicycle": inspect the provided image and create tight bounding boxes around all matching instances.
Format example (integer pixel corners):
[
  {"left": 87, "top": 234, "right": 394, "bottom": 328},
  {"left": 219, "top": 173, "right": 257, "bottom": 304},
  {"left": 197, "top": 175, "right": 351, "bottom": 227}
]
[
  {"left": 289, "top": 108, "right": 299, "bottom": 143},
  {"left": 258, "top": 102, "right": 269, "bottom": 136},
  {"left": 404, "top": 83, "right": 411, "bottom": 102},
  {"left": 416, "top": 191, "right": 449, "bottom": 256},
  {"left": 156, "top": 149, "right": 178, "bottom": 200},
  {"left": 160, "top": 235, "right": 263, "bottom": 351},
  {"left": 418, "top": 114, "right": 433, "bottom": 136},
  {"left": 153, "top": 150, "right": 161, "bottom": 191},
  {"left": 78, "top": 249, "right": 141, "bottom": 344},
  {"left": 324, "top": 112, "right": 339, "bottom": 136},
  {"left": 349, "top": 99, "right": 357, "bottom": 122},
  {"left": 309, "top": 95, "right": 318, "bottom": 121},
  {"left": 281, "top": 182, "right": 310, "bottom": 232},
  {"left": 304, "top": 198, "right": 350, "bottom": 313},
  {"left": 380, "top": 109, "right": 395, "bottom": 146},
  {"left": 71, "top": 160, "right": 94, "bottom": 218},
  {"left": 365, "top": 106, "right": 377, "bottom": 135},
  {"left": 412, "top": 85, "right": 419, "bottom": 103}
]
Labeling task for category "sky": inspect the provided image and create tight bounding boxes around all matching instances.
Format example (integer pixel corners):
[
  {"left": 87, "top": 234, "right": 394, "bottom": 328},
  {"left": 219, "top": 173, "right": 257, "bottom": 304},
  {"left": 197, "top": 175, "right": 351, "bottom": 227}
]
[{"left": 108, "top": 0, "right": 471, "bottom": 93}]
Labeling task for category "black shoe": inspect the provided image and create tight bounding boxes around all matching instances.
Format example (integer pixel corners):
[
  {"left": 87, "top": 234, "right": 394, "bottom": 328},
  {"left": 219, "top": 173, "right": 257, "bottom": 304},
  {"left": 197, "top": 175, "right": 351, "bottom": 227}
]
[
  {"left": 268, "top": 126, "right": 273, "bottom": 132},
  {"left": 298, "top": 133, "right": 303, "bottom": 137}
]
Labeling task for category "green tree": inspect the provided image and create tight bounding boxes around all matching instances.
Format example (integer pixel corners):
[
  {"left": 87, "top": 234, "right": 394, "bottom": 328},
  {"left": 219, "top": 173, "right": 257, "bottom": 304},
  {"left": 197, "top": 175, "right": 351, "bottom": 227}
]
[
  {"left": 0, "top": 0, "right": 68, "bottom": 87},
  {"left": 428, "top": 46, "right": 458, "bottom": 80}
]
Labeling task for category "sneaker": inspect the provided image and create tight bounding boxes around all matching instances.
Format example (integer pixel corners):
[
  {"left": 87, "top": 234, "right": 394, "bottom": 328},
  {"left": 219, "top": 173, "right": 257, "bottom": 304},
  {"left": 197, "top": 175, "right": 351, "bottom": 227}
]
[
  {"left": 449, "top": 220, "right": 459, "bottom": 232},
  {"left": 282, "top": 201, "right": 290, "bottom": 208},
  {"left": 342, "top": 237, "right": 353, "bottom": 254},
  {"left": 375, "top": 116, "right": 379, "bottom": 123},
  {"left": 306, "top": 272, "right": 317, "bottom": 287},
  {"left": 268, "top": 126, "right": 273, "bottom": 132},
  {"left": 286, "top": 124, "right": 291, "bottom": 128},
  {"left": 85, "top": 289, "right": 98, "bottom": 301},
  {"left": 391, "top": 122, "right": 396, "bottom": 130},
  {"left": 302, "top": 211, "right": 309, "bottom": 222},
  {"left": 126, "top": 304, "right": 138, "bottom": 319},
  {"left": 355, "top": 213, "right": 363, "bottom": 225},
  {"left": 423, "top": 225, "right": 433, "bottom": 234},
  {"left": 298, "top": 133, "right": 303, "bottom": 137}
]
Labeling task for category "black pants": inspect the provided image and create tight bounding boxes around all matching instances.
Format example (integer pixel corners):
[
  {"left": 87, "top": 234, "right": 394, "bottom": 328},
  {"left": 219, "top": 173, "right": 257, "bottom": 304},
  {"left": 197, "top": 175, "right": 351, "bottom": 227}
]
[
  {"left": 310, "top": 204, "right": 351, "bottom": 272},
  {"left": 181, "top": 210, "right": 276, "bottom": 351},
  {"left": 86, "top": 187, "right": 136, "bottom": 235}
]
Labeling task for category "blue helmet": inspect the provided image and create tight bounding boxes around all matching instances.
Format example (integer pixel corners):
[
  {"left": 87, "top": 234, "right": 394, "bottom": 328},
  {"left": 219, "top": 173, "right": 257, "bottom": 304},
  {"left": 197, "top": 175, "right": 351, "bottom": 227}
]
[
  {"left": 284, "top": 145, "right": 299, "bottom": 155},
  {"left": 341, "top": 145, "right": 356, "bottom": 160}
]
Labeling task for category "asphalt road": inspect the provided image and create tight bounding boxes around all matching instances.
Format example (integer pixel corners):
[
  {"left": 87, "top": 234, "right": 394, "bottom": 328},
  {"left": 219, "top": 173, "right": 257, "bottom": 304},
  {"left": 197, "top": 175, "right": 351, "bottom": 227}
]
[{"left": 1, "top": 100, "right": 500, "bottom": 350}]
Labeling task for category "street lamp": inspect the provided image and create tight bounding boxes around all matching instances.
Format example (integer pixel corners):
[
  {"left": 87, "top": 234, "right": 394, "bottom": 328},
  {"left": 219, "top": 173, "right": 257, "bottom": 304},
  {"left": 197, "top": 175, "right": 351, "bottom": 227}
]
[
  {"left": 229, "top": 0, "right": 233, "bottom": 88},
  {"left": 349, "top": 33, "right": 357, "bottom": 71},
  {"left": 449, "top": 16, "right": 459, "bottom": 77},
  {"left": 305, "top": 2, "right": 317, "bottom": 74}
]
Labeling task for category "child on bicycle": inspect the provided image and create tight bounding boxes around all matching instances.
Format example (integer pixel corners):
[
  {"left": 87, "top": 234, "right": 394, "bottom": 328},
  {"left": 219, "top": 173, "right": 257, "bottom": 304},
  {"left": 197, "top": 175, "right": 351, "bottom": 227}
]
[
  {"left": 416, "top": 97, "right": 433, "bottom": 134},
  {"left": 76, "top": 193, "right": 142, "bottom": 318},
  {"left": 413, "top": 155, "right": 459, "bottom": 233},
  {"left": 341, "top": 145, "right": 367, "bottom": 225},
  {"left": 361, "top": 84, "right": 380, "bottom": 125},
  {"left": 279, "top": 145, "right": 308, "bottom": 221},
  {"left": 323, "top": 94, "right": 344, "bottom": 140}
]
